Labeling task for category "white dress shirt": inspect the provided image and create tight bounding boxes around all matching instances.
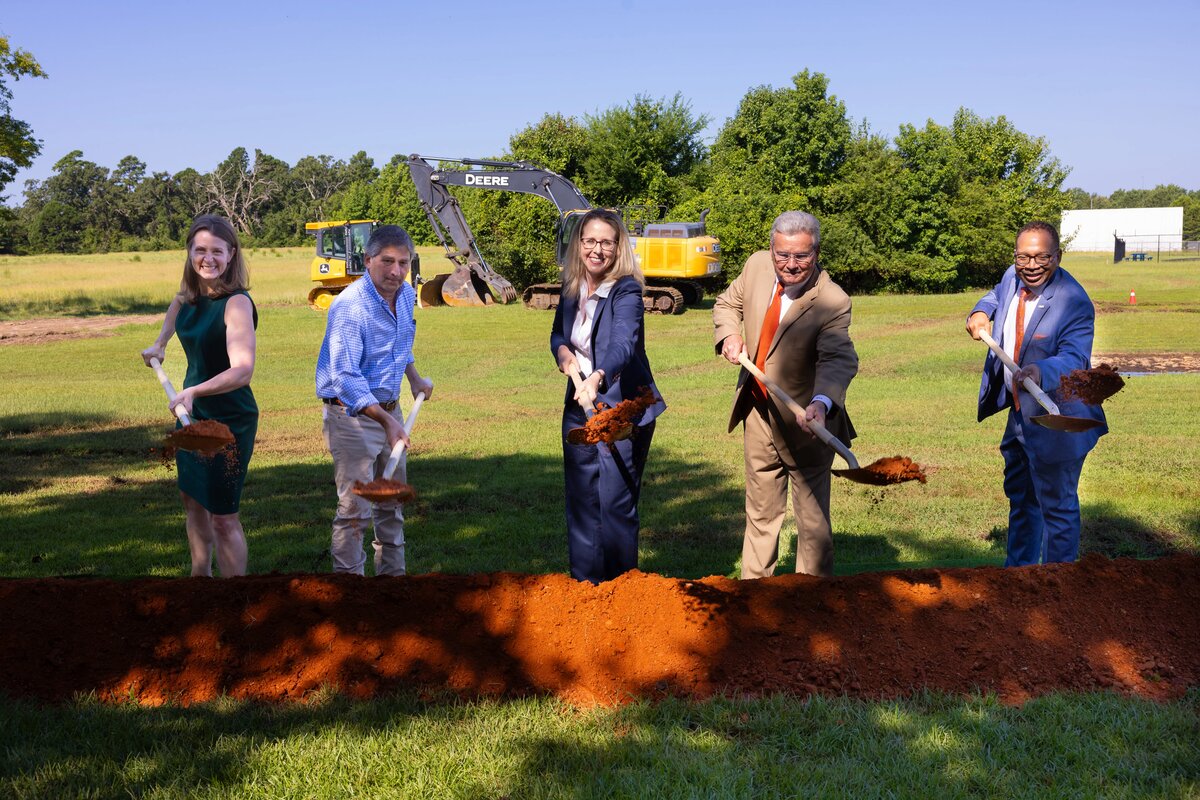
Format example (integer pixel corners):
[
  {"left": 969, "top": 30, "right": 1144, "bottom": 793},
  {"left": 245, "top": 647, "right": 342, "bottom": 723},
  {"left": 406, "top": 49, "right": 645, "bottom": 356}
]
[{"left": 570, "top": 279, "right": 615, "bottom": 376}]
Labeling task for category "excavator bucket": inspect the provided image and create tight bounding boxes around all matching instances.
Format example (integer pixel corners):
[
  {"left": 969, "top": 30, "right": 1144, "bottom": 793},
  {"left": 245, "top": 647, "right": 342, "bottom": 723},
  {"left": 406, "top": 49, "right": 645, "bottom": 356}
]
[
  {"left": 436, "top": 263, "right": 518, "bottom": 307},
  {"left": 419, "top": 274, "right": 450, "bottom": 307}
]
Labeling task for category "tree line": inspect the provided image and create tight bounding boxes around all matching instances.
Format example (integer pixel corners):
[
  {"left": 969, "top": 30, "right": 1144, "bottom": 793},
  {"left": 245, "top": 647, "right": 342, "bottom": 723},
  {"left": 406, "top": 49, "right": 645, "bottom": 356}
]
[{"left": 2, "top": 63, "right": 1196, "bottom": 293}]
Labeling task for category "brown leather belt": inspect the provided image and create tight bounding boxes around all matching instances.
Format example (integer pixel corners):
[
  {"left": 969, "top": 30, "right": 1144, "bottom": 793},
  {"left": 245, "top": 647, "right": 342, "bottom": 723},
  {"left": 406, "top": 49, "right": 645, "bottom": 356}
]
[{"left": 322, "top": 397, "right": 399, "bottom": 412}]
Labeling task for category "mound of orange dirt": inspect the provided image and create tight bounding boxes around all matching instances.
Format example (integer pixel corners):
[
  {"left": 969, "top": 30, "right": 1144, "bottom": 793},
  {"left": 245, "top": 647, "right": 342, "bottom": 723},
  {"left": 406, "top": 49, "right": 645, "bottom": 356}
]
[{"left": 1, "top": 554, "right": 1195, "bottom": 707}]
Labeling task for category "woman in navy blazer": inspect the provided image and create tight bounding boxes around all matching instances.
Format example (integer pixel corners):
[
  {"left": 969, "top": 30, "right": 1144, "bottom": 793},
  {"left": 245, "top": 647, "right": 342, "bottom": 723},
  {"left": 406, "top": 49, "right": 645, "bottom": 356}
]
[{"left": 550, "top": 208, "right": 666, "bottom": 583}]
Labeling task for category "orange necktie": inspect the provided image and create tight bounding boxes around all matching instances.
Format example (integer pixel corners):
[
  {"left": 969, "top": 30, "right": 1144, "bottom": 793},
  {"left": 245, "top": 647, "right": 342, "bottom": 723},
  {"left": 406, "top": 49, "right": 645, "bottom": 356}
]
[
  {"left": 751, "top": 282, "right": 786, "bottom": 401},
  {"left": 1012, "top": 287, "right": 1030, "bottom": 410}
]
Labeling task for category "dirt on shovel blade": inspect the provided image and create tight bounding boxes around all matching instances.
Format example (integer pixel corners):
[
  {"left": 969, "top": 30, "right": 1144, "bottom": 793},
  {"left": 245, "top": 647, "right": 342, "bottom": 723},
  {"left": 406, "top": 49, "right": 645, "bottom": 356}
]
[
  {"left": 1059, "top": 364, "right": 1125, "bottom": 405},
  {"left": 352, "top": 479, "right": 417, "bottom": 504},
  {"left": 834, "top": 456, "right": 927, "bottom": 486},
  {"left": 166, "top": 419, "right": 235, "bottom": 454},
  {"left": 569, "top": 387, "right": 658, "bottom": 445}
]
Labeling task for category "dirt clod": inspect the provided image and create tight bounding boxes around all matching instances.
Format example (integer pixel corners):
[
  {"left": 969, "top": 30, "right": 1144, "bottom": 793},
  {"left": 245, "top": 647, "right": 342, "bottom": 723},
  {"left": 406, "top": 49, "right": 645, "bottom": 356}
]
[
  {"left": 166, "top": 419, "right": 235, "bottom": 454},
  {"left": 352, "top": 479, "right": 417, "bottom": 504},
  {"left": 0, "top": 554, "right": 1195, "bottom": 707},
  {"left": 1059, "top": 364, "right": 1126, "bottom": 405},
  {"left": 838, "top": 456, "right": 927, "bottom": 486},
  {"left": 570, "top": 387, "right": 659, "bottom": 445}
]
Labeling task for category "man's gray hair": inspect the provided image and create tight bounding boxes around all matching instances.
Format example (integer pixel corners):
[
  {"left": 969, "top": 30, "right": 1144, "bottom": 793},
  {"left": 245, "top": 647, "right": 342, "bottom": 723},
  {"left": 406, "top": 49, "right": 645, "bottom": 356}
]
[
  {"left": 771, "top": 211, "right": 821, "bottom": 246},
  {"left": 366, "top": 225, "right": 415, "bottom": 258}
]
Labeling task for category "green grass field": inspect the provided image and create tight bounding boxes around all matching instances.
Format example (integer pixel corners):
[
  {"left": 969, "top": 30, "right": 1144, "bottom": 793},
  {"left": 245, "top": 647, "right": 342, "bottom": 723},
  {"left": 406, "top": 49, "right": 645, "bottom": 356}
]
[{"left": 1, "top": 249, "right": 1197, "bottom": 797}]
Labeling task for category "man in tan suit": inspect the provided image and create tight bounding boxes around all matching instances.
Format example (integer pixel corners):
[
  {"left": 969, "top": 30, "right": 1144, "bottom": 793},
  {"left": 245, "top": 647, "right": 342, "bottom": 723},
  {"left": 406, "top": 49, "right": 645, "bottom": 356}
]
[{"left": 713, "top": 211, "right": 858, "bottom": 578}]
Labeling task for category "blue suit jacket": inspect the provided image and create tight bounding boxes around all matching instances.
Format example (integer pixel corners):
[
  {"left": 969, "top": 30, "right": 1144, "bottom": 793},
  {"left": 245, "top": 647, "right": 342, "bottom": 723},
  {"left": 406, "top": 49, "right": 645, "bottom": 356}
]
[
  {"left": 550, "top": 276, "right": 666, "bottom": 426},
  {"left": 971, "top": 265, "right": 1107, "bottom": 463}
]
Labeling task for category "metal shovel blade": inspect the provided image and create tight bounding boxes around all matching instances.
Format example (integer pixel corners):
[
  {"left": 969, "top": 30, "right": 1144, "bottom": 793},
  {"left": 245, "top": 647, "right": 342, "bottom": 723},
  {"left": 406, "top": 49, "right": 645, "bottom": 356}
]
[
  {"left": 977, "top": 331, "right": 1101, "bottom": 434},
  {"left": 833, "top": 456, "right": 927, "bottom": 486},
  {"left": 1030, "top": 414, "right": 1104, "bottom": 432},
  {"left": 166, "top": 421, "right": 236, "bottom": 454},
  {"left": 351, "top": 479, "right": 417, "bottom": 504},
  {"left": 353, "top": 392, "right": 427, "bottom": 502}
]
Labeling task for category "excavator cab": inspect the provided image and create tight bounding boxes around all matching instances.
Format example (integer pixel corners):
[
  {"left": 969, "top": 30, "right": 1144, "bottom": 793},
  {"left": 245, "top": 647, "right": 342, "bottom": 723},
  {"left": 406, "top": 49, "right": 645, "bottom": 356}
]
[{"left": 305, "top": 220, "right": 421, "bottom": 310}]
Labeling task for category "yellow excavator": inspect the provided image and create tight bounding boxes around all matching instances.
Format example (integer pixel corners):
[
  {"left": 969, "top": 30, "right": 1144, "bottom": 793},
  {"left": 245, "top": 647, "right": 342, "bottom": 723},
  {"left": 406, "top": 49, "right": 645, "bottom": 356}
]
[
  {"left": 304, "top": 219, "right": 421, "bottom": 310},
  {"left": 406, "top": 154, "right": 720, "bottom": 314},
  {"left": 304, "top": 157, "right": 721, "bottom": 313}
]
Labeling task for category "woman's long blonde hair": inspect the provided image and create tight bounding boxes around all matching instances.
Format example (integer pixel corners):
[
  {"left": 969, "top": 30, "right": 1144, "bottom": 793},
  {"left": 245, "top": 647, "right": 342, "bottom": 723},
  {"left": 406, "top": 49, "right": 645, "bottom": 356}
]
[
  {"left": 178, "top": 214, "right": 250, "bottom": 303},
  {"left": 562, "top": 208, "right": 643, "bottom": 300}
]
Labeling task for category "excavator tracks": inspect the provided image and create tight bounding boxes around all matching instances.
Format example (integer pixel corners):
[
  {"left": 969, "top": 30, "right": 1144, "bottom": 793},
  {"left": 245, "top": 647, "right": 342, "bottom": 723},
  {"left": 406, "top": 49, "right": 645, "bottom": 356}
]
[{"left": 521, "top": 284, "right": 686, "bottom": 314}]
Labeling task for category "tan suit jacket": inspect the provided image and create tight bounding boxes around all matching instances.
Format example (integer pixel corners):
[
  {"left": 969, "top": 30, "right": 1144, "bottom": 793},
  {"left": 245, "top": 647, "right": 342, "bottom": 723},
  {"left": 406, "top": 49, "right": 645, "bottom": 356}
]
[
  {"left": 714, "top": 250, "right": 858, "bottom": 577},
  {"left": 713, "top": 251, "right": 858, "bottom": 454}
]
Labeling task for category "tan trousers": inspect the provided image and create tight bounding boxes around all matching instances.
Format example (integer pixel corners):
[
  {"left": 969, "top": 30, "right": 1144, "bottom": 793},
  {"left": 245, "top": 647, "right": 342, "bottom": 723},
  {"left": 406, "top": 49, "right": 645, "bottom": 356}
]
[
  {"left": 322, "top": 404, "right": 407, "bottom": 576},
  {"left": 741, "top": 406, "right": 835, "bottom": 578}
]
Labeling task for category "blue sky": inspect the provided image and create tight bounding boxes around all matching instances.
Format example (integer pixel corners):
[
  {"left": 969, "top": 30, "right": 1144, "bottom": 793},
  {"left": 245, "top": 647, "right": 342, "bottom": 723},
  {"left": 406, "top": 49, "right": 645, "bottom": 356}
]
[{"left": 3, "top": 0, "right": 1196, "bottom": 200}]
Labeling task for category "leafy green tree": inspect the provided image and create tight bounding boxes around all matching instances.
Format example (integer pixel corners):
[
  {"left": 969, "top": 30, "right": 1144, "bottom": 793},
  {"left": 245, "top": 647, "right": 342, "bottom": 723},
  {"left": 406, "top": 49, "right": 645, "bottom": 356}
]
[
  {"left": 893, "top": 108, "right": 1069, "bottom": 287},
  {"left": 581, "top": 93, "right": 709, "bottom": 211},
  {"left": 1064, "top": 187, "right": 1111, "bottom": 210},
  {"left": 683, "top": 70, "right": 852, "bottom": 280},
  {"left": 21, "top": 150, "right": 113, "bottom": 252},
  {"left": 336, "top": 155, "right": 432, "bottom": 245},
  {"left": 0, "top": 37, "right": 47, "bottom": 198},
  {"left": 202, "top": 147, "right": 281, "bottom": 236},
  {"left": 1109, "top": 184, "right": 1189, "bottom": 208},
  {"left": 345, "top": 150, "right": 378, "bottom": 186}
]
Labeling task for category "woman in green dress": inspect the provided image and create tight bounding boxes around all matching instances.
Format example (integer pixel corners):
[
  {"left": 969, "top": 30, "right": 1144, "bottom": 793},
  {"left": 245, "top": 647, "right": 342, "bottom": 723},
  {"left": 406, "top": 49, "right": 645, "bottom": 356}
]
[{"left": 142, "top": 215, "right": 258, "bottom": 577}]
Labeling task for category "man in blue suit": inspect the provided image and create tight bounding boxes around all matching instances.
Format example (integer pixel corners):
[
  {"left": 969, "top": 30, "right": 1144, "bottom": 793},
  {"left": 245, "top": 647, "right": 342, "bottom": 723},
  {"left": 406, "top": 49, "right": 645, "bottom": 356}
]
[{"left": 967, "top": 221, "right": 1107, "bottom": 566}]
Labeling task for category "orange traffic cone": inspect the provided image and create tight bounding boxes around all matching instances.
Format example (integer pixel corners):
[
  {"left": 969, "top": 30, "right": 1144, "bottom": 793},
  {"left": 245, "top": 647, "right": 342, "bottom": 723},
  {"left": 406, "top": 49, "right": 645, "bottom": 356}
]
[{"left": 1129, "top": 288, "right": 1137, "bottom": 306}]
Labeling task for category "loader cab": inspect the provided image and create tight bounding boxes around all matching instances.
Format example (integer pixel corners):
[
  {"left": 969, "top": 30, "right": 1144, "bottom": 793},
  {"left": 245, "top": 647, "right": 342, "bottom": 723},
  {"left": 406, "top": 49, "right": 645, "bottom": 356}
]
[
  {"left": 314, "top": 220, "right": 373, "bottom": 275},
  {"left": 305, "top": 220, "right": 421, "bottom": 310}
]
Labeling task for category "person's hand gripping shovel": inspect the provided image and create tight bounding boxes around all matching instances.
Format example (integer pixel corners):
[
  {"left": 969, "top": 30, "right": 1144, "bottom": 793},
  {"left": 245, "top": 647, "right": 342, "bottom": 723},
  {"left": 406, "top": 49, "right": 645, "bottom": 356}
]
[
  {"left": 565, "top": 363, "right": 634, "bottom": 446},
  {"left": 352, "top": 392, "right": 427, "bottom": 503},
  {"left": 736, "top": 352, "right": 926, "bottom": 485},
  {"left": 977, "top": 331, "right": 1103, "bottom": 432},
  {"left": 148, "top": 357, "right": 235, "bottom": 454}
]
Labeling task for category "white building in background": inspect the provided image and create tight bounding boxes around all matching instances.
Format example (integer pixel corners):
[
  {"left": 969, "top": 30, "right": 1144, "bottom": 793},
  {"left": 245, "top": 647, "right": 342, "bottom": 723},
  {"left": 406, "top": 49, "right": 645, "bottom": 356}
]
[{"left": 1060, "top": 207, "right": 1183, "bottom": 252}]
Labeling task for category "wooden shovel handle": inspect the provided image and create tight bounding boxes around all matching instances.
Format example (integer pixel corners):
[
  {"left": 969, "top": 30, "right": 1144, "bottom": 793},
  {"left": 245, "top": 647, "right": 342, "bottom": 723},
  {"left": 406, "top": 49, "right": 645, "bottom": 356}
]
[
  {"left": 148, "top": 357, "right": 193, "bottom": 427},
  {"left": 736, "top": 352, "right": 860, "bottom": 470},
  {"left": 567, "top": 362, "right": 596, "bottom": 416},
  {"left": 382, "top": 391, "right": 426, "bottom": 481},
  {"left": 977, "top": 330, "right": 1061, "bottom": 416}
]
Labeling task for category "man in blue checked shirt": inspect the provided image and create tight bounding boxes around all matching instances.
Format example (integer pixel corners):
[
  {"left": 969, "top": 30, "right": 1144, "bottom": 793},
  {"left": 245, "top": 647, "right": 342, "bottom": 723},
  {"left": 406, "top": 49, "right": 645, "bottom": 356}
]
[{"left": 316, "top": 225, "right": 434, "bottom": 575}]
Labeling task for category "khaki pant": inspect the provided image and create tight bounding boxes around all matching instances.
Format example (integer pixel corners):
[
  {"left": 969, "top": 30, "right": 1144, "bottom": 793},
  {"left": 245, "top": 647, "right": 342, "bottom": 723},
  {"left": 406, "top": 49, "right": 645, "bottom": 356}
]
[
  {"left": 741, "top": 406, "right": 835, "bottom": 578},
  {"left": 322, "top": 404, "right": 407, "bottom": 576}
]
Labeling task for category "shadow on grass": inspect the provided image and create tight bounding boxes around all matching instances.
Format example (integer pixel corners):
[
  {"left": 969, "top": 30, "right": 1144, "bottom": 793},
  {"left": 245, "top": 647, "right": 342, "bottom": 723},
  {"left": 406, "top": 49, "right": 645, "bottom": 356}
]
[
  {"left": 1, "top": 691, "right": 1196, "bottom": 797},
  {"left": 0, "top": 292, "right": 167, "bottom": 318},
  {"left": 1082, "top": 501, "right": 1200, "bottom": 558},
  {"left": 0, "top": 412, "right": 744, "bottom": 580}
]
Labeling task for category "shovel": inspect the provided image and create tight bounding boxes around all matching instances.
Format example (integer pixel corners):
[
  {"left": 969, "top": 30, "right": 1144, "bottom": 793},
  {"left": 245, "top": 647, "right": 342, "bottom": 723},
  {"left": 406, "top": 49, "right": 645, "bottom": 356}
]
[
  {"left": 351, "top": 391, "right": 426, "bottom": 503},
  {"left": 978, "top": 331, "right": 1103, "bottom": 432},
  {"left": 736, "top": 353, "right": 926, "bottom": 485},
  {"left": 565, "top": 363, "right": 633, "bottom": 446},
  {"left": 148, "top": 357, "right": 235, "bottom": 454}
]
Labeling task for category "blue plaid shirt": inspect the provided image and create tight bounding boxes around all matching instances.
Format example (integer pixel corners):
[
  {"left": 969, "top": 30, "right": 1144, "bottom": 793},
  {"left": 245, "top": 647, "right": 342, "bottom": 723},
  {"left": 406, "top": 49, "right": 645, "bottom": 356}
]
[{"left": 315, "top": 276, "right": 417, "bottom": 415}]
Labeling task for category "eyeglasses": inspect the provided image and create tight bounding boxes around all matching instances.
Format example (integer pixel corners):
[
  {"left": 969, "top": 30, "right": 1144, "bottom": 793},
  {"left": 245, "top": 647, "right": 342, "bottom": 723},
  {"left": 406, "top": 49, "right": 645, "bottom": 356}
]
[
  {"left": 581, "top": 237, "right": 617, "bottom": 252},
  {"left": 773, "top": 249, "right": 817, "bottom": 265},
  {"left": 1014, "top": 253, "right": 1055, "bottom": 267}
]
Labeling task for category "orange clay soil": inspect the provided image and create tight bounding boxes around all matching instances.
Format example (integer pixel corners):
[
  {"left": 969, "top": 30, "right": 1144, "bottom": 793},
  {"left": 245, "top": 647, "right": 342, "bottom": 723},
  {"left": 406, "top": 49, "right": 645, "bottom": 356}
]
[
  {"left": 166, "top": 419, "right": 235, "bottom": 454},
  {"left": 571, "top": 387, "right": 660, "bottom": 445},
  {"left": 352, "top": 479, "right": 418, "bottom": 504},
  {"left": 1059, "top": 364, "right": 1126, "bottom": 405},
  {"left": 837, "top": 456, "right": 927, "bottom": 486},
  {"left": 1, "top": 553, "right": 1196, "bottom": 707}
]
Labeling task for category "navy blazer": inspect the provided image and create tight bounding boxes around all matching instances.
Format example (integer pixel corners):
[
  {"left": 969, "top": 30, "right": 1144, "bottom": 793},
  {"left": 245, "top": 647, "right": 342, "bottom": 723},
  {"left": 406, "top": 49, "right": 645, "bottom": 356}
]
[
  {"left": 971, "top": 265, "right": 1107, "bottom": 463},
  {"left": 550, "top": 276, "right": 666, "bottom": 426}
]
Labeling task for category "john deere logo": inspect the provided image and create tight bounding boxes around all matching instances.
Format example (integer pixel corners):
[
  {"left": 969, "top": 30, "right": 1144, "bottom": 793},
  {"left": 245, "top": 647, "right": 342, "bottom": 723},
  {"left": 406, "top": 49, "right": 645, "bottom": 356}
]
[{"left": 319, "top": 263, "right": 330, "bottom": 274}]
